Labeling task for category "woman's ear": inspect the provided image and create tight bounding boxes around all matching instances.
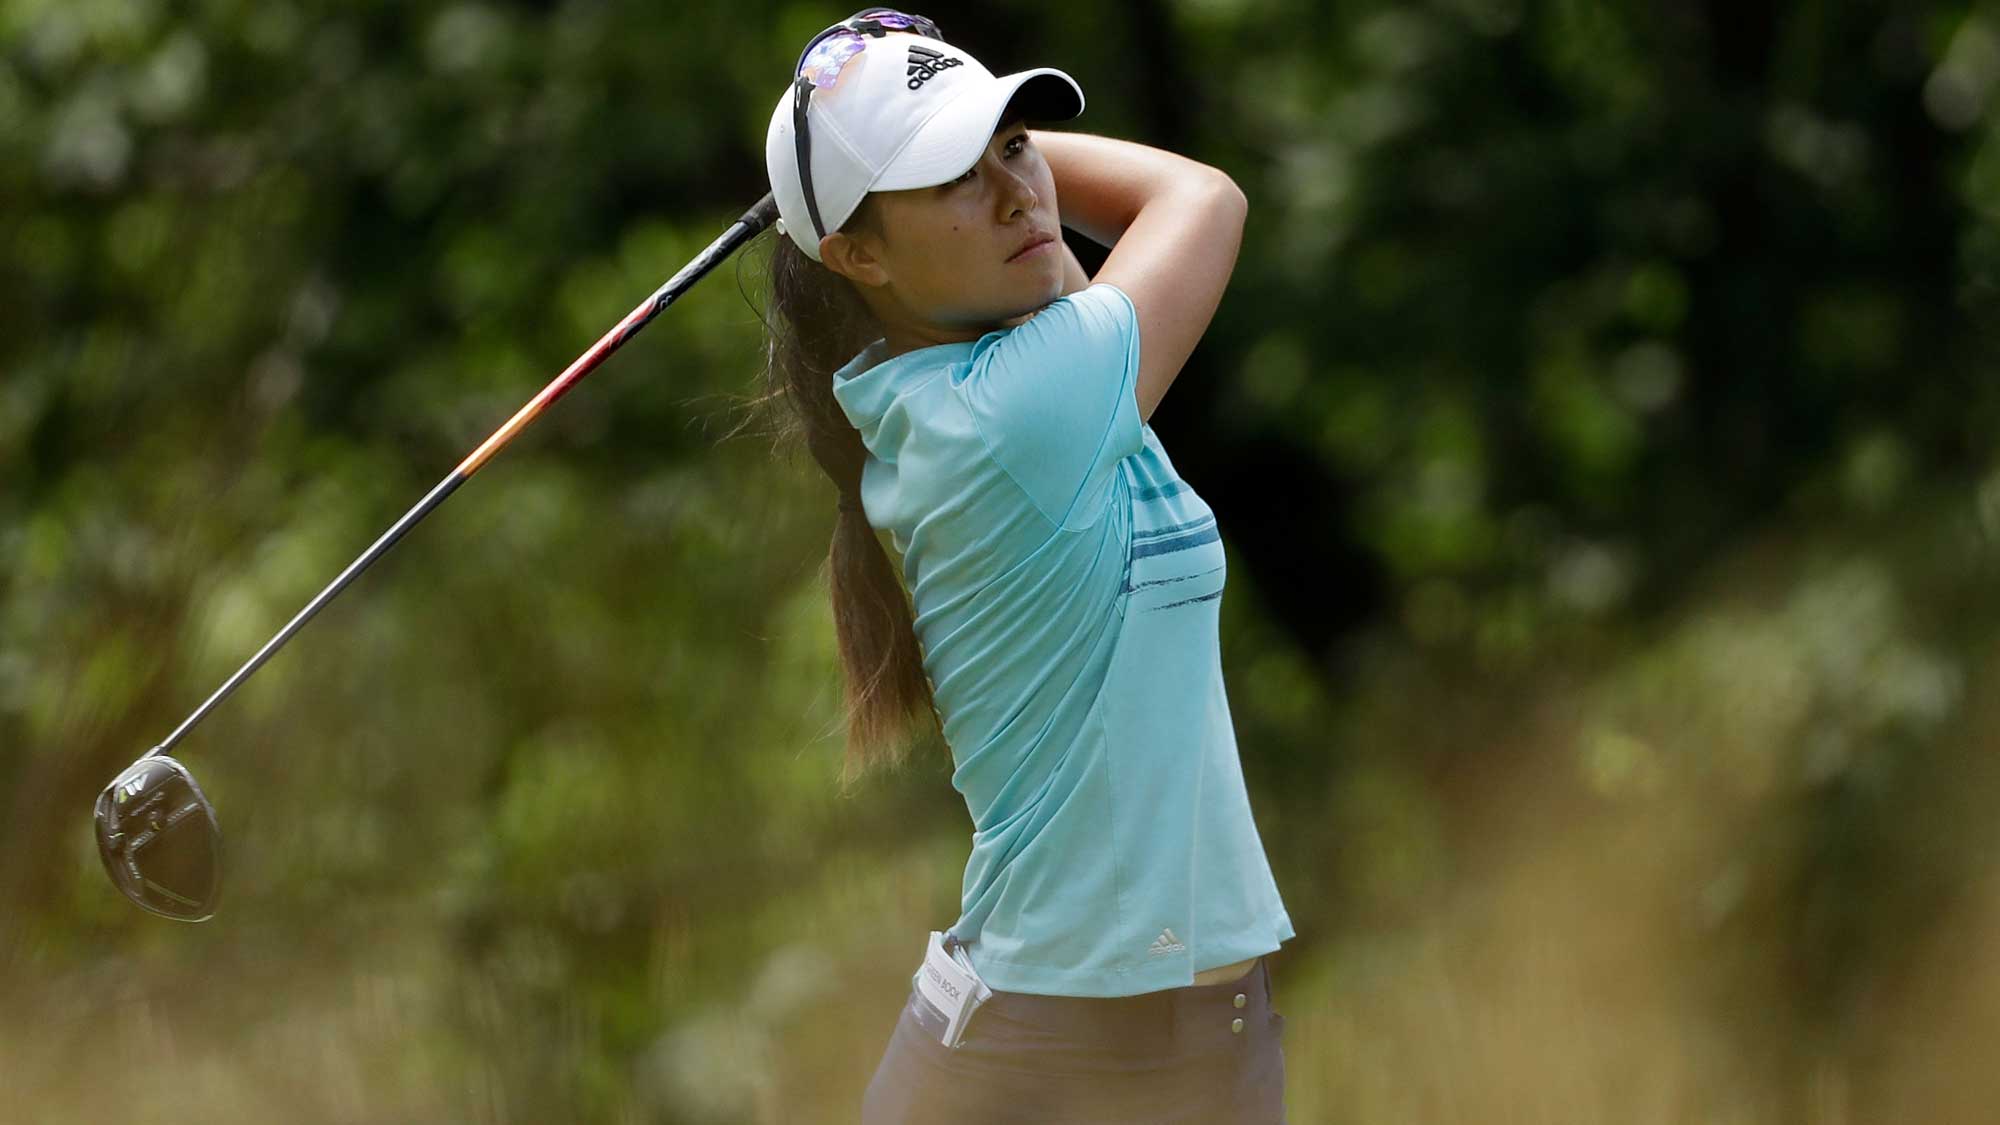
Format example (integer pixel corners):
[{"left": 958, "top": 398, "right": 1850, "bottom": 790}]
[{"left": 819, "top": 230, "right": 891, "bottom": 290}]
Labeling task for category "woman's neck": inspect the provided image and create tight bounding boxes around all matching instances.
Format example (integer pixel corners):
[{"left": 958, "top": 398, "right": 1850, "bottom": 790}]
[
  {"left": 876, "top": 305, "right": 1054, "bottom": 359},
  {"left": 879, "top": 319, "right": 984, "bottom": 359}
]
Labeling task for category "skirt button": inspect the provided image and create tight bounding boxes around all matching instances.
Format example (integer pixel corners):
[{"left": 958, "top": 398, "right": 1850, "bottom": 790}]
[
  {"left": 1233, "top": 992, "right": 1247, "bottom": 1009},
  {"left": 1230, "top": 1017, "right": 1245, "bottom": 1034}
]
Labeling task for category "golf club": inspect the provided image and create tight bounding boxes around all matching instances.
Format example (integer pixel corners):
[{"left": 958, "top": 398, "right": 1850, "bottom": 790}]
[{"left": 94, "top": 193, "right": 781, "bottom": 921}]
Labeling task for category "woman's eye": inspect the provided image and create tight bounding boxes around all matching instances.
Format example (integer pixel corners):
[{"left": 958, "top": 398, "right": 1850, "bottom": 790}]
[{"left": 946, "top": 135, "right": 1026, "bottom": 188}]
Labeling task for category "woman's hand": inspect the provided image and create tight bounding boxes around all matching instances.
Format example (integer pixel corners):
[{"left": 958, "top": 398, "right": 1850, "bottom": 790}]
[{"left": 1032, "top": 131, "right": 1246, "bottom": 423}]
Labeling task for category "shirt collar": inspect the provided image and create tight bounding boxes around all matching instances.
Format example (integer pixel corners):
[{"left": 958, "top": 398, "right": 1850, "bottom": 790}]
[{"left": 829, "top": 336, "right": 971, "bottom": 427}]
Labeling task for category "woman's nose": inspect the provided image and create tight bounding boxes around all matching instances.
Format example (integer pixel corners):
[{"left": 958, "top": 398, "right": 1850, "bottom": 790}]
[{"left": 997, "top": 166, "right": 1038, "bottom": 218}]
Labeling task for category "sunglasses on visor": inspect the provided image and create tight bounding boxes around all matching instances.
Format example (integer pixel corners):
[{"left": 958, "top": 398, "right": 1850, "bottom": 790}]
[{"left": 791, "top": 8, "right": 945, "bottom": 243}]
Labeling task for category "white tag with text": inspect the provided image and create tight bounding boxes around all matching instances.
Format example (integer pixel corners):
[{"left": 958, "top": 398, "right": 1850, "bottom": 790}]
[{"left": 912, "top": 930, "right": 991, "bottom": 1048}]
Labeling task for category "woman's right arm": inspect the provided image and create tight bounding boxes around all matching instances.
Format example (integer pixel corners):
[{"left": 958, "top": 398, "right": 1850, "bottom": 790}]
[{"left": 1031, "top": 130, "right": 1248, "bottom": 423}]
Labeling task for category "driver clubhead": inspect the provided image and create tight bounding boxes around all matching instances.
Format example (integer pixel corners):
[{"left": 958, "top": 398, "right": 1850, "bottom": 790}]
[{"left": 94, "top": 755, "right": 221, "bottom": 922}]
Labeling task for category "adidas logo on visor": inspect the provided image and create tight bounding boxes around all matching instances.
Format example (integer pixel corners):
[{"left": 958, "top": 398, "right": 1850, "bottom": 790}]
[{"left": 906, "top": 44, "right": 962, "bottom": 91}]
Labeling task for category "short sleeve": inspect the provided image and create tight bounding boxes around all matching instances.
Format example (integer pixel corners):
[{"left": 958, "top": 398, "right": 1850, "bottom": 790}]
[{"left": 957, "top": 282, "right": 1145, "bottom": 527}]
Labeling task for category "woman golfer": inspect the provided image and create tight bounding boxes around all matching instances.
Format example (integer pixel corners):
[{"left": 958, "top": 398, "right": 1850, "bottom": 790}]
[{"left": 758, "top": 9, "right": 1294, "bottom": 1121}]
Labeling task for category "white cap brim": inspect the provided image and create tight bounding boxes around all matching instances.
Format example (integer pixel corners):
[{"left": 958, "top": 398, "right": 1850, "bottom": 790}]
[{"left": 871, "top": 68, "right": 1085, "bottom": 191}]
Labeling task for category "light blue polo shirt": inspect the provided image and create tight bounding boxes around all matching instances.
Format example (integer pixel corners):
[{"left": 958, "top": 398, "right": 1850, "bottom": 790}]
[{"left": 831, "top": 282, "right": 1295, "bottom": 998}]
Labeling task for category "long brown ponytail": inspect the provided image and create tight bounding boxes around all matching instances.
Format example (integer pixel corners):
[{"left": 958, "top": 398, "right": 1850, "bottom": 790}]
[{"left": 737, "top": 200, "right": 942, "bottom": 785}]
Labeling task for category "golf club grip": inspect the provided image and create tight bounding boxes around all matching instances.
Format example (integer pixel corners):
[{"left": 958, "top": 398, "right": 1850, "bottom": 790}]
[{"left": 144, "top": 194, "right": 780, "bottom": 761}]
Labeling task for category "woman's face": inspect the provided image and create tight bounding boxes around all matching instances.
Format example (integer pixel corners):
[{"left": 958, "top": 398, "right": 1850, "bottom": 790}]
[{"left": 823, "top": 121, "right": 1066, "bottom": 342}]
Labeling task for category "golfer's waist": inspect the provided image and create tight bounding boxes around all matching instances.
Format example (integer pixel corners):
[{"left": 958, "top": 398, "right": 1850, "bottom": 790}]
[
  {"left": 979, "top": 956, "right": 1265, "bottom": 1007},
  {"left": 1190, "top": 955, "right": 1259, "bottom": 986},
  {"left": 967, "top": 956, "right": 1272, "bottom": 1028}
]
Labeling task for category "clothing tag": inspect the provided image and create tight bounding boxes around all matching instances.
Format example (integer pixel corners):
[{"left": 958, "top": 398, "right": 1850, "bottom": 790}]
[{"left": 911, "top": 930, "right": 991, "bottom": 1048}]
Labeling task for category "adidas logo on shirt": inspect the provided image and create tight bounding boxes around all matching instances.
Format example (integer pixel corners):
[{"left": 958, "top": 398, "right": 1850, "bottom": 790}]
[
  {"left": 906, "top": 44, "right": 962, "bottom": 91},
  {"left": 1148, "top": 927, "right": 1187, "bottom": 957}
]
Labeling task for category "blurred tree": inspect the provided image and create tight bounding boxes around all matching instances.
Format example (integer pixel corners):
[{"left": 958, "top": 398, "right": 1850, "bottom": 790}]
[{"left": 6, "top": 0, "right": 2000, "bottom": 1120}]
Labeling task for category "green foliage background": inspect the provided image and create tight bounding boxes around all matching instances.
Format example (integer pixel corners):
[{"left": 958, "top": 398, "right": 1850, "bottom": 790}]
[{"left": 8, "top": 0, "right": 2000, "bottom": 1120}]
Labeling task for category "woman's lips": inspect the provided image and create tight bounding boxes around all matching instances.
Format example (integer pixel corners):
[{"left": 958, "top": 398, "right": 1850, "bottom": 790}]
[{"left": 1008, "top": 235, "right": 1057, "bottom": 263}]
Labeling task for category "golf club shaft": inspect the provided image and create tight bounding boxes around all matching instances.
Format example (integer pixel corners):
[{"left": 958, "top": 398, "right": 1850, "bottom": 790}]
[{"left": 144, "top": 194, "right": 780, "bottom": 761}]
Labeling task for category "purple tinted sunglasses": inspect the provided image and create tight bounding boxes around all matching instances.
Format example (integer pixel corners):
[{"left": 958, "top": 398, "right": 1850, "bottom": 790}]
[{"left": 792, "top": 8, "right": 945, "bottom": 243}]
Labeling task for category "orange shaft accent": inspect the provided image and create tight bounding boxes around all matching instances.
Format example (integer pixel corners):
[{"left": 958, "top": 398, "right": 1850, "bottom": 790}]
[{"left": 452, "top": 302, "right": 646, "bottom": 478}]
